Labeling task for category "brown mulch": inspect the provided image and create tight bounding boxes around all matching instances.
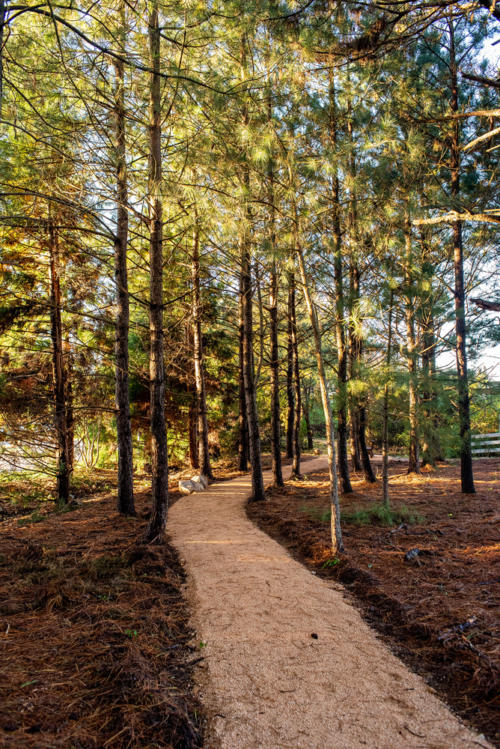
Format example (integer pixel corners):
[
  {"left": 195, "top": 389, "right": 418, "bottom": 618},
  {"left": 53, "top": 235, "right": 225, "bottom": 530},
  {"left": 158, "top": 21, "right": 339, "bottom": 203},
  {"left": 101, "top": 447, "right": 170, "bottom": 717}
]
[
  {"left": 248, "top": 458, "right": 500, "bottom": 746},
  {"left": 0, "top": 486, "right": 204, "bottom": 748}
]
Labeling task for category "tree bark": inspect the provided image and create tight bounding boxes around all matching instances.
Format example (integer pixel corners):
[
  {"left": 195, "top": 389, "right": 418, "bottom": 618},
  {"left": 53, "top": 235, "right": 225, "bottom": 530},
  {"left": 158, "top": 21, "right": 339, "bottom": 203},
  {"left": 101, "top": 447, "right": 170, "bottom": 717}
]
[
  {"left": 449, "top": 16, "right": 475, "bottom": 493},
  {"left": 346, "top": 99, "right": 362, "bottom": 475},
  {"left": 348, "top": 263, "right": 366, "bottom": 475},
  {"left": 269, "top": 258, "right": 283, "bottom": 487},
  {"left": 296, "top": 246, "right": 343, "bottom": 554},
  {"left": 240, "top": 35, "right": 265, "bottom": 502},
  {"left": 188, "top": 387, "right": 199, "bottom": 470},
  {"left": 404, "top": 209, "right": 420, "bottom": 474},
  {"left": 329, "top": 69, "right": 352, "bottom": 494},
  {"left": 419, "top": 233, "right": 442, "bottom": 466},
  {"left": 48, "top": 220, "right": 70, "bottom": 504},
  {"left": 146, "top": 1, "right": 169, "bottom": 541},
  {"left": 65, "top": 339, "right": 74, "bottom": 473},
  {"left": 266, "top": 112, "right": 283, "bottom": 486},
  {"left": 0, "top": 0, "right": 5, "bottom": 116},
  {"left": 289, "top": 269, "right": 302, "bottom": 478},
  {"left": 192, "top": 218, "right": 213, "bottom": 479},
  {"left": 348, "top": 264, "right": 375, "bottom": 482},
  {"left": 238, "top": 271, "right": 249, "bottom": 471},
  {"left": 241, "top": 233, "right": 266, "bottom": 501},
  {"left": 286, "top": 280, "right": 295, "bottom": 460},
  {"left": 382, "top": 289, "right": 394, "bottom": 507},
  {"left": 302, "top": 383, "right": 314, "bottom": 450},
  {"left": 113, "top": 0, "right": 135, "bottom": 515}
]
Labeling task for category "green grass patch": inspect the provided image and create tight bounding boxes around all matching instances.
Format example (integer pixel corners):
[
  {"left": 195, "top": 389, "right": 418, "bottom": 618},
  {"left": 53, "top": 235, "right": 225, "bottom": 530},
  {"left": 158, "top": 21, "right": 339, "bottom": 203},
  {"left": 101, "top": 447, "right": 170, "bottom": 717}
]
[
  {"left": 301, "top": 503, "right": 422, "bottom": 526},
  {"left": 342, "top": 503, "right": 422, "bottom": 526},
  {"left": 17, "top": 510, "right": 45, "bottom": 526}
]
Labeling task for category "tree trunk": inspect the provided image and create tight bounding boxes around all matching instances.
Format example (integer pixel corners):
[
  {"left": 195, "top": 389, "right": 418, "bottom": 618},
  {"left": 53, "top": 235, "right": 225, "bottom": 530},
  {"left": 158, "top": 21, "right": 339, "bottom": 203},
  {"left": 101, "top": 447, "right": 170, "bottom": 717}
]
[
  {"left": 146, "top": 1, "right": 169, "bottom": 541},
  {"left": 348, "top": 263, "right": 364, "bottom": 474},
  {"left": 241, "top": 233, "right": 266, "bottom": 502},
  {"left": 420, "top": 288, "right": 442, "bottom": 464},
  {"left": 346, "top": 99, "right": 362, "bottom": 475},
  {"left": 289, "top": 269, "right": 302, "bottom": 477},
  {"left": 188, "top": 389, "right": 199, "bottom": 470},
  {"left": 48, "top": 220, "right": 70, "bottom": 504},
  {"left": 266, "top": 81, "right": 283, "bottom": 488},
  {"left": 449, "top": 17, "right": 475, "bottom": 493},
  {"left": 65, "top": 340, "right": 74, "bottom": 473},
  {"left": 286, "top": 279, "right": 295, "bottom": 460},
  {"left": 382, "top": 290, "right": 394, "bottom": 507},
  {"left": 269, "top": 259, "right": 283, "bottom": 486},
  {"left": 192, "top": 218, "right": 213, "bottom": 479},
  {"left": 358, "top": 405, "right": 376, "bottom": 482},
  {"left": 404, "top": 210, "right": 420, "bottom": 474},
  {"left": 0, "top": 0, "right": 5, "bottom": 116},
  {"left": 296, "top": 246, "right": 343, "bottom": 554},
  {"left": 240, "top": 36, "right": 265, "bottom": 502},
  {"left": 348, "top": 263, "right": 375, "bottom": 482},
  {"left": 329, "top": 69, "right": 352, "bottom": 494},
  {"left": 238, "top": 271, "right": 249, "bottom": 471},
  {"left": 113, "top": 0, "right": 135, "bottom": 515},
  {"left": 303, "top": 384, "right": 314, "bottom": 450},
  {"left": 349, "top": 406, "right": 361, "bottom": 472}
]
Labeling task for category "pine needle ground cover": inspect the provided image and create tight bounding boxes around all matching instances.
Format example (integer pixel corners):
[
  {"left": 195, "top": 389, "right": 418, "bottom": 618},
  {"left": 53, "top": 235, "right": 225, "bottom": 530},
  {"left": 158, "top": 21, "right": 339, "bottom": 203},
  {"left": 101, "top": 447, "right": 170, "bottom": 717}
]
[
  {"left": 0, "top": 485, "right": 204, "bottom": 748},
  {"left": 248, "top": 459, "right": 500, "bottom": 745}
]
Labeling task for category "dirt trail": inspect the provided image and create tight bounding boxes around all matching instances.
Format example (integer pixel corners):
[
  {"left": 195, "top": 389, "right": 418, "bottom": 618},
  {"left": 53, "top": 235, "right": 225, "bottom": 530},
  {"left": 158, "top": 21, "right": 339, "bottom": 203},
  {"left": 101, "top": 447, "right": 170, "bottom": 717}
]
[{"left": 169, "top": 458, "right": 491, "bottom": 749}]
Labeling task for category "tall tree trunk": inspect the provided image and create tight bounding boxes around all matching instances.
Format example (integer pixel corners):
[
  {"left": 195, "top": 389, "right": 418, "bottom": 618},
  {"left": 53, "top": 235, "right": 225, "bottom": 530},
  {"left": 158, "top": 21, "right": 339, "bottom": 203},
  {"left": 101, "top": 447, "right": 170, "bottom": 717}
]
[
  {"left": 48, "top": 220, "right": 70, "bottom": 504},
  {"left": 296, "top": 246, "right": 343, "bottom": 554},
  {"left": 333, "top": 247, "right": 352, "bottom": 493},
  {"left": 349, "top": 405, "right": 361, "bottom": 472},
  {"left": 286, "top": 279, "right": 295, "bottom": 460},
  {"left": 349, "top": 263, "right": 375, "bottom": 482},
  {"left": 382, "top": 290, "right": 394, "bottom": 507},
  {"left": 65, "top": 339, "right": 74, "bottom": 473},
  {"left": 267, "top": 138, "right": 283, "bottom": 486},
  {"left": 188, "top": 387, "right": 199, "bottom": 470},
  {"left": 146, "top": 2, "right": 168, "bottom": 541},
  {"left": 289, "top": 268, "right": 302, "bottom": 478},
  {"left": 240, "top": 35, "right": 265, "bottom": 502},
  {"left": 420, "top": 233, "right": 442, "bottom": 466},
  {"left": 358, "top": 405, "right": 375, "bottom": 482},
  {"left": 346, "top": 98, "right": 362, "bottom": 475},
  {"left": 192, "top": 218, "right": 213, "bottom": 479},
  {"left": 269, "top": 259, "right": 283, "bottom": 486},
  {"left": 0, "top": 0, "right": 5, "bottom": 116},
  {"left": 329, "top": 69, "right": 352, "bottom": 494},
  {"left": 241, "top": 233, "right": 266, "bottom": 501},
  {"left": 348, "top": 263, "right": 366, "bottom": 475},
  {"left": 303, "top": 384, "right": 314, "bottom": 451},
  {"left": 404, "top": 209, "right": 420, "bottom": 474},
  {"left": 113, "top": 0, "right": 135, "bottom": 515},
  {"left": 449, "top": 17, "right": 475, "bottom": 493},
  {"left": 238, "top": 271, "right": 249, "bottom": 471}
]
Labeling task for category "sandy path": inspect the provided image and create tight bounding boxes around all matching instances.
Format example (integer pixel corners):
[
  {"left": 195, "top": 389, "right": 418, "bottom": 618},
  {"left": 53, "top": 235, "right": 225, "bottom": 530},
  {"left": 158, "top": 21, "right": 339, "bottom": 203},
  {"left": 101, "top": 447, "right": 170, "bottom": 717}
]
[{"left": 169, "top": 458, "right": 491, "bottom": 749}]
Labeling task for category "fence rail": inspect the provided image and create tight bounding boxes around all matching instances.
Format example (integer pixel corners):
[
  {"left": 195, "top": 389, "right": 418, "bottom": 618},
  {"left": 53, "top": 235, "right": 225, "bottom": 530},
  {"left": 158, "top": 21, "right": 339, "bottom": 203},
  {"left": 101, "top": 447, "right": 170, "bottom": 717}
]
[{"left": 471, "top": 431, "right": 500, "bottom": 457}]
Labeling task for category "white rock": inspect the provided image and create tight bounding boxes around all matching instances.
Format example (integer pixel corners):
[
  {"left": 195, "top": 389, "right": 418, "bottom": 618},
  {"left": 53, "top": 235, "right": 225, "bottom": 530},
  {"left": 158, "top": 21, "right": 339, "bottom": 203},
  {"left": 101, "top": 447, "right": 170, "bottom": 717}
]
[
  {"left": 191, "top": 474, "right": 209, "bottom": 489},
  {"left": 179, "top": 479, "right": 196, "bottom": 495},
  {"left": 190, "top": 479, "right": 205, "bottom": 492}
]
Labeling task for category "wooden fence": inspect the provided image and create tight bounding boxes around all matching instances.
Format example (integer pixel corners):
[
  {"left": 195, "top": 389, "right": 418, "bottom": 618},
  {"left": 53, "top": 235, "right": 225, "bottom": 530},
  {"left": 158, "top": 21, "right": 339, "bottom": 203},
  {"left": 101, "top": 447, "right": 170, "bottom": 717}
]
[{"left": 471, "top": 431, "right": 500, "bottom": 458}]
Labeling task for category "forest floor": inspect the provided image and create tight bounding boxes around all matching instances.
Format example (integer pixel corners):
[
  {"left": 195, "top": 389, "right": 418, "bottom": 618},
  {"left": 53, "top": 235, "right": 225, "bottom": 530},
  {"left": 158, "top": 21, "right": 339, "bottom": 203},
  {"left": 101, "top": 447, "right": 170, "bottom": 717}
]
[
  {"left": 169, "top": 455, "right": 492, "bottom": 749},
  {"left": 248, "top": 458, "right": 499, "bottom": 746},
  {"left": 1, "top": 457, "right": 497, "bottom": 748},
  {"left": 0, "top": 476, "right": 205, "bottom": 748}
]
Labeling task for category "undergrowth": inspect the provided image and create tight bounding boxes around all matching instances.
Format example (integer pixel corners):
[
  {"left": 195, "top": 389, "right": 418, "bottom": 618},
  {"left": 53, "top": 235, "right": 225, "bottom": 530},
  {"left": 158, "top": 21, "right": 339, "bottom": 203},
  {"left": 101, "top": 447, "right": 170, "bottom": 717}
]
[{"left": 301, "top": 503, "right": 422, "bottom": 526}]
